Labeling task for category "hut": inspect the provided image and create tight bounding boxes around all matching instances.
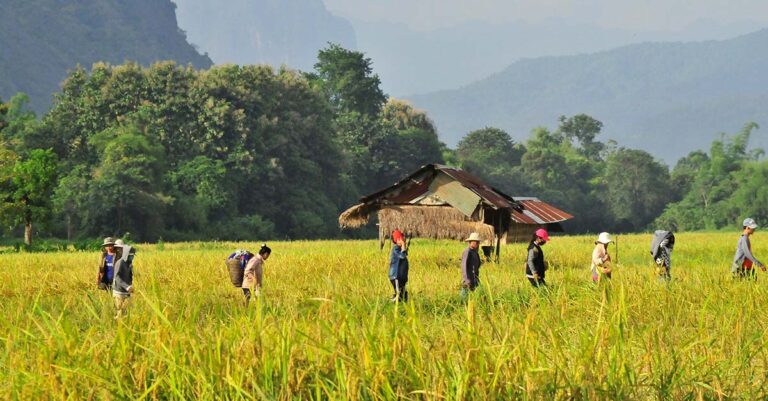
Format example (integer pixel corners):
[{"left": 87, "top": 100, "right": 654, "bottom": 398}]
[{"left": 338, "top": 164, "right": 573, "bottom": 260}]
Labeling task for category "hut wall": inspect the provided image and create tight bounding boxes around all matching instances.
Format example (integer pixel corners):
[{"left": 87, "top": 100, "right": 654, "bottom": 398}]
[
  {"left": 378, "top": 205, "right": 495, "bottom": 242},
  {"left": 506, "top": 223, "right": 540, "bottom": 243}
]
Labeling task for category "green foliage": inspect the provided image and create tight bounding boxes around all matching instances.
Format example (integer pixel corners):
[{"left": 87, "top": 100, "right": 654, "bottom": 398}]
[
  {"left": 0, "top": 148, "right": 58, "bottom": 245},
  {"left": 35, "top": 62, "right": 344, "bottom": 241},
  {"left": 456, "top": 127, "right": 528, "bottom": 194},
  {"left": 655, "top": 123, "right": 763, "bottom": 231},
  {"left": 604, "top": 148, "right": 672, "bottom": 231},
  {"left": 311, "top": 43, "right": 387, "bottom": 116}
]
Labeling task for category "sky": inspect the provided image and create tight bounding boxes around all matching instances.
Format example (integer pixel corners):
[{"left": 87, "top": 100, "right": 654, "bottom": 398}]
[{"left": 323, "top": 0, "right": 768, "bottom": 32}]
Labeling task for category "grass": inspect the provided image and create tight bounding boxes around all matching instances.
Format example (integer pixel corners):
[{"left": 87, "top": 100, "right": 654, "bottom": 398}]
[{"left": 2, "top": 232, "right": 768, "bottom": 400}]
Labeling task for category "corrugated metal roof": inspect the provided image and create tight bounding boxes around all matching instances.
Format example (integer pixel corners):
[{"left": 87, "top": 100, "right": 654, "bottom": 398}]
[
  {"left": 511, "top": 198, "right": 574, "bottom": 224},
  {"left": 438, "top": 167, "right": 516, "bottom": 210}
]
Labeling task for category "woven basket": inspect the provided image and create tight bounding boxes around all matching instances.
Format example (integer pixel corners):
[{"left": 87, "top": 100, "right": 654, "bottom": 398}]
[{"left": 227, "top": 258, "right": 244, "bottom": 287}]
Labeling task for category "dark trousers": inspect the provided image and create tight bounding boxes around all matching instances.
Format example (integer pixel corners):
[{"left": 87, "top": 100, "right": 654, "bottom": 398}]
[
  {"left": 390, "top": 279, "right": 408, "bottom": 301},
  {"left": 242, "top": 288, "right": 252, "bottom": 305},
  {"left": 528, "top": 277, "right": 547, "bottom": 288}
]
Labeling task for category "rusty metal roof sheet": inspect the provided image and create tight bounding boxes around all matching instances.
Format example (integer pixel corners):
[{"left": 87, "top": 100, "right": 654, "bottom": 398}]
[{"left": 510, "top": 197, "right": 574, "bottom": 224}]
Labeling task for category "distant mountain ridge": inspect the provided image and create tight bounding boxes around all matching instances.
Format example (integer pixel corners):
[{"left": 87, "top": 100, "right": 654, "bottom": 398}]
[
  {"left": 173, "top": 0, "right": 356, "bottom": 71},
  {"left": 409, "top": 28, "right": 768, "bottom": 162},
  {"left": 0, "top": 0, "right": 211, "bottom": 112}
]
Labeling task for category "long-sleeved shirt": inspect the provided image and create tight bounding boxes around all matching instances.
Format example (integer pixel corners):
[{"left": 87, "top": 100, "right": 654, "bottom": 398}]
[
  {"left": 242, "top": 254, "right": 265, "bottom": 289},
  {"left": 112, "top": 248, "right": 134, "bottom": 297},
  {"left": 525, "top": 243, "right": 546, "bottom": 278},
  {"left": 461, "top": 247, "right": 481, "bottom": 288},
  {"left": 591, "top": 244, "right": 610, "bottom": 274},
  {"left": 732, "top": 234, "right": 763, "bottom": 272},
  {"left": 388, "top": 245, "right": 408, "bottom": 281}
]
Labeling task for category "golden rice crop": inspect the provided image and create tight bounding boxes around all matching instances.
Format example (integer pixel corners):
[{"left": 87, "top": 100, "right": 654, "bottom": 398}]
[{"left": 2, "top": 232, "right": 768, "bottom": 400}]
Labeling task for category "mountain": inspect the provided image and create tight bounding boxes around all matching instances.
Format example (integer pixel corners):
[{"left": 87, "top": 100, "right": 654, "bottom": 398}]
[
  {"left": 409, "top": 29, "right": 768, "bottom": 163},
  {"left": 173, "top": 0, "right": 356, "bottom": 71},
  {"left": 0, "top": 0, "right": 212, "bottom": 113},
  {"left": 353, "top": 18, "right": 764, "bottom": 97}
]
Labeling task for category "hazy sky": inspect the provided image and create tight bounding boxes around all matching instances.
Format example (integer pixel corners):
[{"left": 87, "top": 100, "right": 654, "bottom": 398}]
[{"left": 323, "top": 0, "right": 768, "bottom": 31}]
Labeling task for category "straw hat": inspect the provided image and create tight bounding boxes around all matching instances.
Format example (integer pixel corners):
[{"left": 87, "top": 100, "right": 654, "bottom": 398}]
[
  {"left": 596, "top": 232, "right": 613, "bottom": 244},
  {"left": 465, "top": 232, "right": 483, "bottom": 242},
  {"left": 102, "top": 237, "right": 116, "bottom": 247}
]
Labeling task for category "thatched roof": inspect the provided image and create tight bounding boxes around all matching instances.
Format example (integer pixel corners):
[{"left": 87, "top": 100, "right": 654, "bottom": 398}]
[
  {"left": 338, "top": 203, "right": 374, "bottom": 228},
  {"left": 377, "top": 205, "right": 495, "bottom": 242}
]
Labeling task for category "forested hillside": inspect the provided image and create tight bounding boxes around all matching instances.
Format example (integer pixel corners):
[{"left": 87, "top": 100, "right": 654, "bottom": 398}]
[
  {"left": 173, "top": 0, "right": 356, "bottom": 71},
  {"left": 0, "top": 0, "right": 211, "bottom": 112},
  {"left": 410, "top": 28, "right": 768, "bottom": 162}
]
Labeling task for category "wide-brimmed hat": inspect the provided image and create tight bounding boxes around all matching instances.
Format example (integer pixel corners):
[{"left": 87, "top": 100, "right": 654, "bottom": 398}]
[
  {"left": 114, "top": 239, "right": 125, "bottom": 247},
  {"left": 465, "top": 232, "right": 483, "bottom": 242},
  {"left": 596, "top": 232, "right": 613, "bottom": 244},
  {"left": 743, "top": 218, "right": 758, "bottom": 229},
  {"left": 102, "top": 237, "right": 116, "bottom": 247}
]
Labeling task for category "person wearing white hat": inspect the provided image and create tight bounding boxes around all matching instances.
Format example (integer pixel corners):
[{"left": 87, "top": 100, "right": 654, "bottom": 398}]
[
  {"left": 460, "top": 232, "right": 483, "bottom": 297},
  {"left": 732, "top": 218, "right": 766, "bottom": 279},
  {"left": 591, "top": 232, "right": 614, "bottom": 283}
]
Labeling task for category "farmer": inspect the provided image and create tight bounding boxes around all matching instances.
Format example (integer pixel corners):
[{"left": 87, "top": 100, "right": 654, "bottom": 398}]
[
  {"left": 650, "top": 230, "right": 675, "bottom": 281},
  {"left": 388, "top": 229, "right": 410, "bottom": 302},
  {"left": 97, "top": 237, "right": 117, "bottom": 291},
  {"left": 226, "top": 249, "right": 253, "bottom": 288},
  {"left": 242, "top": 244, "right": 271, "bottom": 305},
  {"left": 732, "top": 218, "right": 766, "bottom": 279},
  {"left": 525, "top": 229, "right": 550, "bottom": 287},
  {"left": 591, "top": 232, "right": 613, "bottom": 282},
  {"left": 112, "top": 239, "right": 136, "bottom": 319},
  {"left": 460, "top": 232, "right": 483, "bottom": 297}
]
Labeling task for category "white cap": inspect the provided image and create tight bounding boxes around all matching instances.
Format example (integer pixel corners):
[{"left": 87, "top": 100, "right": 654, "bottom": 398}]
[{"left": 743, "top": 218, "right": 758, "bottom": 229}]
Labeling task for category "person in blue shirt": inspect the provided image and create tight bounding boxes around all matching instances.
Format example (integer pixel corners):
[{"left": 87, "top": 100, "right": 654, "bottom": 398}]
[
  {"left": 388, "top": 230, "right": 409, "bottom": 302},
  {"left": 97, "top": 237, "right": 117, "bottom": 290}
]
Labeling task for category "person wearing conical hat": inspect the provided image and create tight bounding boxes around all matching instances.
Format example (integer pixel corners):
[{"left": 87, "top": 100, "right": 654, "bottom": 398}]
[
  {"left": 591, "top": 232, "right": 613, "bottom": 283},
  {"left": 460, "top": 232, "right": 483, "bottom": 297},
  {"left": 97, "top": 237, "right": 117, "bottom": 291},
  {"left": 526, "top": 229, "right": 550, "bottom": 287}
]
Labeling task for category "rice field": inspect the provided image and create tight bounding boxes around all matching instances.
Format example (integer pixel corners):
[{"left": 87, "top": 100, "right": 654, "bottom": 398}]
[{"left": 2, "top": 232, "right": 768, "bottom": 400}]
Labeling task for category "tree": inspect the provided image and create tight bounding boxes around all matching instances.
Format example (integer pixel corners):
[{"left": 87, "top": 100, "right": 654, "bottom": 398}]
[
  {"left": 311, "top": 43, "right": 386, "bottom": 116},
  {"left": 83, "top": 125, "right": 167, "bottom": 241},
  {"left": 455, "top": 127, "right": 528, "bottom": 194},
  {"left": 0, "top": 93, "right": 38, "bottom": 151},
  {"left": 604, "top": 148, "right": 672, "bottom": 231},
  {"left": 0, "top": 149, "right": 58, "bottom": 245},
  {"left": 655, "top": 122, "right": 761, "bottom": 230},
  {"left": 558, "top": 114, "right": 605, "bottom": 159}
]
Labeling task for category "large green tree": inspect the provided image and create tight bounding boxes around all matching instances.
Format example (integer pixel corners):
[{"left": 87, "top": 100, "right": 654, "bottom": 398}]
[
  {"left": 455, "top": 127, "right": 528, "bottom": 195},
  {"left": 604, "top": 148, "right": 672, "bottom": 231},
  {"left": 0, "top": 149, "right": 58, "bottom": 245},
  {"left": 310, "top": 43, "right": 386, "bottom": 116}
]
